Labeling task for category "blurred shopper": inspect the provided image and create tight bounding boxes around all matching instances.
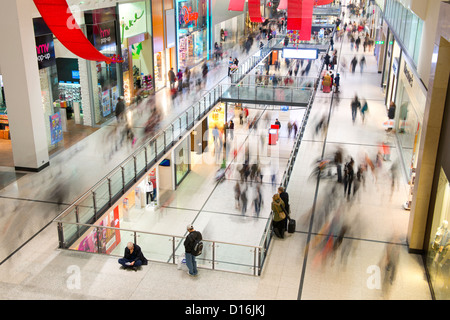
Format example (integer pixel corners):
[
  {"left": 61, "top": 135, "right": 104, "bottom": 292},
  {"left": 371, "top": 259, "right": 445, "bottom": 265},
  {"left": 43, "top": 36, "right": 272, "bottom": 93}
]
[
  {"left": 253, "top": 184, "right": 263, "bottom": 217},
  {"left": 115, "top": 96, "right": 125, "bottom": 123},
  {"left": 234, "top": 182, "right": 241, "bottom": 209},
  {"left": 168, "top": 68, "right": 176, "bottom": 89},
  {"left": 343, "top": 157, "right": 355, "bottom": 200},
  {"left": 334, "top": 147, "right": 344, "bottom": 183},
  {"left": 351, "top": 95, "right": 361, "bottom": 124}
]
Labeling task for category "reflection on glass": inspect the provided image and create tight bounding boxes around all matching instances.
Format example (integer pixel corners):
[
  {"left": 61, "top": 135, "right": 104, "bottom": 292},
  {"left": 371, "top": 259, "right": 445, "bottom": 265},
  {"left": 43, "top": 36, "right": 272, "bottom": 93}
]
[{"left": 427, "top": 168, "right": 450, "bottom": 300}]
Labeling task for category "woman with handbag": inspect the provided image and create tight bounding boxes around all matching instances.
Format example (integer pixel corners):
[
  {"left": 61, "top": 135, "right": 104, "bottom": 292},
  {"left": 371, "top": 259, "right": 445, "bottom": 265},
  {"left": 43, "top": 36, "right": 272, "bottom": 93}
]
[{"left": 271, "top": 193, "right": 288, "bottom": 238}]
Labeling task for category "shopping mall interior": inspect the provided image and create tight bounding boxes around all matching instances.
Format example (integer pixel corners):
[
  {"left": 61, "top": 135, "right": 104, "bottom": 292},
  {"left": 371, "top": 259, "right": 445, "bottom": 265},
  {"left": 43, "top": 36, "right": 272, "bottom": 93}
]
[{"left": 0, "top": 0, "right": 449, "bottom": 305}]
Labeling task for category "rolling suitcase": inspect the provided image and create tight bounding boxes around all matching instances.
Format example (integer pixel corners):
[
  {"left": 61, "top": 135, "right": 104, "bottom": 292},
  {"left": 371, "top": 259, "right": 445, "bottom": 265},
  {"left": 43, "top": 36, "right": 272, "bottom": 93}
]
[{"left": 287, "top": 218, "right": 296, "bottom": 233}]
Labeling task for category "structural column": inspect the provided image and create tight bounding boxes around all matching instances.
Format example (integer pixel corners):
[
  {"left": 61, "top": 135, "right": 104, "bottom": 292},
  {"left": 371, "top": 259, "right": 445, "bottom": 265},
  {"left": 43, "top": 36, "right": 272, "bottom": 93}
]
[{"left": 0, "top": 0, "right": 49, "bottom": 171}]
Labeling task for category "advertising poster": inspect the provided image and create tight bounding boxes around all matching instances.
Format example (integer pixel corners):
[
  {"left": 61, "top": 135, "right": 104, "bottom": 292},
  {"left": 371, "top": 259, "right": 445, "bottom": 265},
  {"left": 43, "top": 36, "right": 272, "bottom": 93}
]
[
  {"left": 49, "top": 112, "right": 63, "bottom": 145},
  {"left": 76, "top": 229, "right": 98, "bottom": 253},
  {"left": 102, "top": 89, "right": 111, "bottom": 117},
  {"left": 98, "top": 206, "right": 121, "bottom": 254},
  {"left": 111, "top": 86, "right": 119, "bottom": 112}
]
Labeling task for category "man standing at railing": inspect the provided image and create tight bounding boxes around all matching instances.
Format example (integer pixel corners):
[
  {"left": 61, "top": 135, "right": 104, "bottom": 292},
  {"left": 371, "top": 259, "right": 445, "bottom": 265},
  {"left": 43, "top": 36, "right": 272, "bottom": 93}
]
[{"left": 184, "top": 224, "right": 203, "bottom": 276}]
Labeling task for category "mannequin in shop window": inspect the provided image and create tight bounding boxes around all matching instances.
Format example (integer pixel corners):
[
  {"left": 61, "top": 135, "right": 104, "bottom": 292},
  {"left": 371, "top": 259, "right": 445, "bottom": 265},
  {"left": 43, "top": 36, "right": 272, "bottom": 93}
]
[{"left": 433, "top": 220, "right": 449, "bottom": 264}]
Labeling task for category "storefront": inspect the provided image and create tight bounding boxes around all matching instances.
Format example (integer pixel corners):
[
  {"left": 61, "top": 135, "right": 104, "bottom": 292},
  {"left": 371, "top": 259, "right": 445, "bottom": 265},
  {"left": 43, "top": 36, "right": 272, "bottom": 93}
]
[
  {"left": 174, "top": 136, "right": 191, "bottom": 186},
  {"left": 0, "top": 75, "right": 8, "bottom": 141},
  {"left": 214, "top": 15, "right": 245, "bottom": 51},
  {"left": 84, "top": 6, "right": 121, "bottom": 125},
  {"left": 427, "top": 168, "right": 450, "bottom": 299},
  {"left": 119, "top": 1, "right": 154, "bottom": 103},
  {"left": 381, "top": 30, "right": 400, "bottom": 107},
  {"left": 175, "top": 0, "right": 211, "bottom": 70},
  {"left": 393, "top": 57, "right": 426, "bottom": 182}
]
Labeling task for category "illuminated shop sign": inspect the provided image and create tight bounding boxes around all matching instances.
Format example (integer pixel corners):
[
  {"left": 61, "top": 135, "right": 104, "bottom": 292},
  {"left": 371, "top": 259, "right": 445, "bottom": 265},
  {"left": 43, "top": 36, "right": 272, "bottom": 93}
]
[
  {"left": 181, "top": 6, "right": 199, "bottom": 26},
  {"left": 283, "top": 48, "right": 318, "bottom": 60},
  {"left": 35, "top": 34, "right": 56, "bottom": 69},
  {"left": 119, "top": 1, "right": 146, "bottom": 43}
]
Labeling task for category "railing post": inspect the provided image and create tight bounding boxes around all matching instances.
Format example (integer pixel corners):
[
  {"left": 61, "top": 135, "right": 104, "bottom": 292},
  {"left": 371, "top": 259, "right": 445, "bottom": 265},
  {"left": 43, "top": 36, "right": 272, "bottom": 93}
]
[
  {"left": 253, "top": 248, "right": 257, "bottom": 276},
  {"left": 172, "top": 236, "right": 176, "bottom": 264},
  {"left": 163, "top": 131, "right": 166, "bottom": 151},
  {"left": 107, "top": 178, "right": 112, "bottom": 206},
  {"left": 92, "top": 191, "right": 97, "bottom": 217},
  {"left": 133, "top": 155, "right": 137, "bottom": 181},
  {"left": 144, "top": 146, "right": 148, "bottom": 170},
  {"left": 212, "top": 241, "right": 215, "bottom": 270},
  {"left": 121, "top": 166, "right": 125, "bottom": 193},
  {"left": 57, "top": 222, "right": 65, "bottom": 249}
]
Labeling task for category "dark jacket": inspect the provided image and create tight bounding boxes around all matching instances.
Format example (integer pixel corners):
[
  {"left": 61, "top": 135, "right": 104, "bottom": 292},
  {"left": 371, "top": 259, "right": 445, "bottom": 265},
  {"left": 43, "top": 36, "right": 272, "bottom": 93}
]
[
  {"left": 115, "top": 100, "right": 125, "bottom": 117},
  {"left": 279, "top": 191, "right": 290, "bottom": 214},
  {"left": 123, "top": 243, "right": 148, "bottom": 265},
  {"left": 184, "top": 231, "right": 202, "bottom": 254}
]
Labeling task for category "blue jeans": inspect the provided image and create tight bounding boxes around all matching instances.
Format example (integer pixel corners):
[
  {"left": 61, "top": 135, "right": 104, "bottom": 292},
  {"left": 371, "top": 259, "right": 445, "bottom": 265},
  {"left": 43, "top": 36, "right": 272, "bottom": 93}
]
[
  {"left": 118, "top": 258, "right": 142, "bottom": 268},
  {"left": 185, "top": 253, "right": 198, "bottom": 275}
]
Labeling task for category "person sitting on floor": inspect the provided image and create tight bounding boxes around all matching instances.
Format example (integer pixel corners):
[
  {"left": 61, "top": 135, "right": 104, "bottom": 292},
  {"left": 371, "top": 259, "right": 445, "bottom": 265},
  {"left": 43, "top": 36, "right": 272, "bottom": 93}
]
[{"left": 118, "top": 242, "right": 148, "bottom": 271}]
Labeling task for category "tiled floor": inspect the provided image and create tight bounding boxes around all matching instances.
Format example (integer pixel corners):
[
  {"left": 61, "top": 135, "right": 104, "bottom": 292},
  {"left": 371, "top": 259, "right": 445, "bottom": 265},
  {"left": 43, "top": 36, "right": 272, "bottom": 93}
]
[{"left": 0, "top": 11, "right": 433, "bottom": 300}]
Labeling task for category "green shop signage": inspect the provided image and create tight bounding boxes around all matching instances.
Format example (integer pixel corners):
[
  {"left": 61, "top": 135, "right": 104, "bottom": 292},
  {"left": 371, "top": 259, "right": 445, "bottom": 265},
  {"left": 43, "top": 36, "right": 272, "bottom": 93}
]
[{"left": 119, "top": 1, "right": 146, "bottom": 43}]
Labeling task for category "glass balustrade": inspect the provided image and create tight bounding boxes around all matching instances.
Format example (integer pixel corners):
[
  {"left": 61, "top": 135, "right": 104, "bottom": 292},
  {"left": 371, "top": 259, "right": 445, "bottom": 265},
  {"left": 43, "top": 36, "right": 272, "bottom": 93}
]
[{"left": 56, "top": 222, "right": 265, "bottom": 276}]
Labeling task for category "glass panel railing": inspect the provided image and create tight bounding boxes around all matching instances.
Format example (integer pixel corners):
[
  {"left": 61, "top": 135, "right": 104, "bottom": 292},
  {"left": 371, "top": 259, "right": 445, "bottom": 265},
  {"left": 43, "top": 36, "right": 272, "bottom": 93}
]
[
  {"left": 156, "top": 133, "right": 165, "bottom": 155},
  {"left": 109, "top": 168, "right": 123, "bottom": 197},
  {"left": 136, "top": 232, "right": 175, "bottom": 263},
  {"left": 214, "top": 242, "right": 258, "bottom": 275},
  {"left": 56, "top": 222, "right": 263, "bottom": 276},
  {"left": 94, "top": 179, "right": 110, "bottom": 212},
  {"left": 123, "top": 158, "right": 135, "bottom": 187},
  {"left": 165, "top": 126, "right": 173, "bottom": 146},
  {"left": 135, "top": 148, "right": 146, "bottom": 175},
  {"left": 77, "top": 195, "right": 95, "bottom": 224}
]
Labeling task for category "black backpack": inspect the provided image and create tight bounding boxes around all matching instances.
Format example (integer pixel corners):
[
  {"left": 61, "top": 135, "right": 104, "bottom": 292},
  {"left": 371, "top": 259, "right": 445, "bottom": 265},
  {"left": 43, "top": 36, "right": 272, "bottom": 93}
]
[
  {"left": 191, "top": 232, "right": 203, "bottom": 256},
  {"left": 192, "top": 238, "right": 203, "bottom": 256}
]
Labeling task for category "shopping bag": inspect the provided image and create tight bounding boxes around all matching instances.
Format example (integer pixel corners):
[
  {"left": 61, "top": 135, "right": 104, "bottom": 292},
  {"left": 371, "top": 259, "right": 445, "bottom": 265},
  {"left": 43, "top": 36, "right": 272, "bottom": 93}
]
[{"left": 177, "top": 253, "right": 187, "bottom": 270}]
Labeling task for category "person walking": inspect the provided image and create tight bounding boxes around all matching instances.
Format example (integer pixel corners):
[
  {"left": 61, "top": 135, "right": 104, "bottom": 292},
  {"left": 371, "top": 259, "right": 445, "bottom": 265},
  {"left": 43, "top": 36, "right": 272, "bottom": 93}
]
[
  {"left": 168, "top": 68, "right": 176, "bottom": 89},
  {"left": 334, "top": 147, "right": 343, "bottom": 183},
  {"left": 228, "top": 57, "right": 233, "bottom": 76},
  {"left": 343, "top": 158, "right": 355, "bottom": 200},
  {"left": 359, "top": 56, "right": 366, "bottom": 73},
  {"left": 115, "top": 96, "right": 125, "bottom": 123},
  {"left": 334, "top": 72, "right": 340, "bottom": 92},
  {"left": 184, "top": 224, "right": 202, "bottom": 276},
  {"left": 351, "top": 95, "right": 361, "bottom": 124},
  {"left": 350, "top": 56, "right": 358, "bottom": 73},
  {"left": 271, "top": 193, "right": 288, "bottom": 238},
  {"left": 177, "top": 69, "right": 183, "bottom": 91}
]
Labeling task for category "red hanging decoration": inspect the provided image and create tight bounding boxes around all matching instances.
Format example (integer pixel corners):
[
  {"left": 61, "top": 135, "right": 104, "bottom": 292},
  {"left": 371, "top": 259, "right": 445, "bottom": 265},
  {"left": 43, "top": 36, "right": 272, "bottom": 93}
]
[
  {"left": 33, "top": 0, "right": 113, "bottom": 63},
  {"left": 228, "top": 0, "right": 246, "bottom": 11},
  {"left": 298, "top": 0, "right": 314, "bottom": 40},
  {"left": 314, "top": 0, "right": 334, "bottom": 5},
  {"left": 248, "top": 0, "right": 265, "bottom": 23},
  {"left": 278, "top": 0, "right": 287, "bottom": 10},
  {"left": 287, "top": 0, "right": 302, "bottom": 30}
]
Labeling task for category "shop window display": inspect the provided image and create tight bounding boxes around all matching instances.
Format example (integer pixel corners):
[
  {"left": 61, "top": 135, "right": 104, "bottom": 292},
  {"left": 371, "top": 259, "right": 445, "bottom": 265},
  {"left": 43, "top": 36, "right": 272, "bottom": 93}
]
[
  {"left": 176, "top": 0, "right": 210, "bottom": 70},
  {"left": 427, "top": 168, "right": 450, "bottom": 299},
  {"left": 395, "top": 82, "right": 420, "bottom": 177},
  {"left": 175, "top": 137, "right": 190, "bottom": 186}
]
